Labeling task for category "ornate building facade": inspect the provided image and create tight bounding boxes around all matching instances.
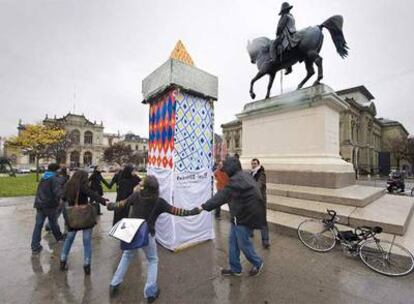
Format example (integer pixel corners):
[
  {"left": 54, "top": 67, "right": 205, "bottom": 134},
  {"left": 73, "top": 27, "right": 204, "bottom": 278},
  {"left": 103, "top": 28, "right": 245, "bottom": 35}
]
[
  {"left": 5, "top": 113, "right": 149, "bottom": 169},
  {"left": 221, "top": 86, "right": 411, "bottom": 175},
  {"left": 43, "top": 113, "right": 105, "bottom": 167}
]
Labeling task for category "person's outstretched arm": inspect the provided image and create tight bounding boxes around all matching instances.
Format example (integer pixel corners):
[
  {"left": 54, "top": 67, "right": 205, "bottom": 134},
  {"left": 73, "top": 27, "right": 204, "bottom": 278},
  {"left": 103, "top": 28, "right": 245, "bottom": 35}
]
[
  {"left": 80, "top": 184, "right": 107, "bottom": 206},
  {"left": 201, "top": 186, "right": 232, "bottom": 211},
  {"left": 106, "top": 192, "right": 137, "bottom": 211},
  {"left": 157, "top": 198, "right": 200, "bottom": 216},
  {"left": 108, "top": 172, "right": 119, "bottom": 189},
  {"left": 99, "top": 173, "right": 111, "bottom": 189}
]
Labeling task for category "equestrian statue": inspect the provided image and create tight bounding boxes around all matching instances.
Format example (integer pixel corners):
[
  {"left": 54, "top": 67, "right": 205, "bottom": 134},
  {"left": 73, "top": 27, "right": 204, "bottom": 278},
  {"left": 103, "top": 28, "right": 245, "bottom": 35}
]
[{"left": 247, "top": 2, "right": 349, "bottom": 100}]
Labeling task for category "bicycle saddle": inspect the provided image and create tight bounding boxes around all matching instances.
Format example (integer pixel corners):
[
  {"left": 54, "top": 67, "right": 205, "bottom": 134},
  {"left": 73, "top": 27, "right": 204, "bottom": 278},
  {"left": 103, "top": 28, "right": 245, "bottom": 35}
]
[{"left": 373, "top": 226, "right": 383, "bottom": 234}]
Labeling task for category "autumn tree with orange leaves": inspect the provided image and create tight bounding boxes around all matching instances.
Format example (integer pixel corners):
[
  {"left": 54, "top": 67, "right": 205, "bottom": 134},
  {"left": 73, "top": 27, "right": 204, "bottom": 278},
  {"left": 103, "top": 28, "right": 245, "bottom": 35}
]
[{"left": 6, "top": 124, "right": 66, "bottom": 181}]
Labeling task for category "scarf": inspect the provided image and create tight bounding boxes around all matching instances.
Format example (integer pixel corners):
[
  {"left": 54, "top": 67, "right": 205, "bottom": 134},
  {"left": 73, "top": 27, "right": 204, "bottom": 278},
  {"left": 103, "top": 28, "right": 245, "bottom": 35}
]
[{"left": 251, "top": 166, "right": 261, "bottom": 177}]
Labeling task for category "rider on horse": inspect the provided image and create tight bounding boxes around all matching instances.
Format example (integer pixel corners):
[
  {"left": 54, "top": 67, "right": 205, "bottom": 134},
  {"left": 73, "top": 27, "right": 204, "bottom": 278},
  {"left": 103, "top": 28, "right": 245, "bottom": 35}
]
[{"left": 270, "top": 2, "right": 297, "bottom": 75}]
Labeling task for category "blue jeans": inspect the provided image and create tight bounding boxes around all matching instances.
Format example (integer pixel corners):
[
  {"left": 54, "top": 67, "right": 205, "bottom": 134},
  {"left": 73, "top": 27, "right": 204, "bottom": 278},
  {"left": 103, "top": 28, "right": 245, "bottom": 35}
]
[
  {"left": 31, "top": 208, "right": 63, "bottom": 251},
  {"left": 111, "top": 235, "right": 159, "bottom": 298},
  {"left": 229, "top": 223, "right": 263, "bottom": 273},
  {"left": 45, "top": 208, "right": 62, "bottom": 230},
  {"left": 60, "top": 228, "right": 93, "bottom": 265},
  {"left": 261, "top": 224, "right": 270, "bottom": 244}
]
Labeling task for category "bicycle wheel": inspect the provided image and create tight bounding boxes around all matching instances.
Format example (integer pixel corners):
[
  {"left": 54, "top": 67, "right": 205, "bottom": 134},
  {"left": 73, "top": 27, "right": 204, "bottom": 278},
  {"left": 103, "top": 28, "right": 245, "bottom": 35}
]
[
  {"left": 297, "top": 219, "right": 336, "bottom": 252},
  {"left": 359, "top": 239, "right": 414, "bottom": 276}
]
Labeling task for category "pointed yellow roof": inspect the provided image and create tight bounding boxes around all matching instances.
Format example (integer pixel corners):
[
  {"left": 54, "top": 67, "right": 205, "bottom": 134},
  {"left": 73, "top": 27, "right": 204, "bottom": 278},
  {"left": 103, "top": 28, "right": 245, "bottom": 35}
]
[{"left": 169, "top": 40, "right": 194, "bottom": 66}]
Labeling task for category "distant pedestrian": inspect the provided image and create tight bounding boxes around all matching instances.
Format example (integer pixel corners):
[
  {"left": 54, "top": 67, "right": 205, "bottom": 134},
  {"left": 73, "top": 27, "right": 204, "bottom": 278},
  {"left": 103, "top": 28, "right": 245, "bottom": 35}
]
[
  {"left": 213, "top": 160, "right": 229, "bottom": 219},
  {"left": 201, "top": 157, "right": 265, "bottom": 277},
  {"left": 250, "top": 158, "right": 270, "bottom": 249},
  {"left": 59, "top": 170, "right": 108, "bottom": 275},
  {"left": 112, "top": 165, "right": 141, "bottom": 225},
  {"left": 89, "top": 165, "right": 111, "bottom": 216},
  {"left": 31, "top": 163, "right": 66, "bottom": 254},
  {"left": 44, "top": 164, "right": 69, "bottom": 232},
  {"left": 107, "top": 175, "right": 200, "bottom": 303}
]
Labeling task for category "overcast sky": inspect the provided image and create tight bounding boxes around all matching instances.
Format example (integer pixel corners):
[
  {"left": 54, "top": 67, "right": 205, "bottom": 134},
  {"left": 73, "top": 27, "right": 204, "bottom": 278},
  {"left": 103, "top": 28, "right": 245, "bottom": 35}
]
[{"left": 1, "top": 0, "right": 413, "bottom": 138}]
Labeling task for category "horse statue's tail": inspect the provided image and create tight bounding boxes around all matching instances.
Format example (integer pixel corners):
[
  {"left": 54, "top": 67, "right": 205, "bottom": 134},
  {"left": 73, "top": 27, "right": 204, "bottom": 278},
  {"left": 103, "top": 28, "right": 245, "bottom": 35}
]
[{"left": 320, "top": 15, "right": 349, "bottom": 58}]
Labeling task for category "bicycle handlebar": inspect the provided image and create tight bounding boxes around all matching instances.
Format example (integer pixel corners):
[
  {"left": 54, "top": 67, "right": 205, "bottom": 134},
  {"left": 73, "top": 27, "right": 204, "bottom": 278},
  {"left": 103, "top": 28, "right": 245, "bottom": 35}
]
[{"left": 326, "top": 209, "right": 337, "bottom": 221}]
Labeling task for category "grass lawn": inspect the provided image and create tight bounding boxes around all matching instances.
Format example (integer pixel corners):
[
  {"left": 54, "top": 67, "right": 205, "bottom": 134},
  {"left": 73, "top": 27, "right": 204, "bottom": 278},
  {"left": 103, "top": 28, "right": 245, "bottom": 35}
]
[{"left": 0, "top": 173, "right": 116, "bottom": 198}]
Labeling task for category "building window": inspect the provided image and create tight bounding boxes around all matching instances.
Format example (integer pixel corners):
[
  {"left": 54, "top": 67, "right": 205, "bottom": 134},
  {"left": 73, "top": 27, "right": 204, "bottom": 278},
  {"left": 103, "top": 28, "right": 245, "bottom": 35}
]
[
  {"left": 10, "top": 154, "right": 17, "bottom": 164},
  {"left": 84, "top": 131, "right": 93, "bottom": 145},
  {"left": 83, "top": 151, "right": 93, "bottom": 166},
  {"left": 70, "top": 151, "right": 80, "bottom": 168},
  {"left": 70, "top": 130, "right": 80, "bottom": 144},
  {"left": 29, "top": 154, "right": 36, "bottom": 164}
]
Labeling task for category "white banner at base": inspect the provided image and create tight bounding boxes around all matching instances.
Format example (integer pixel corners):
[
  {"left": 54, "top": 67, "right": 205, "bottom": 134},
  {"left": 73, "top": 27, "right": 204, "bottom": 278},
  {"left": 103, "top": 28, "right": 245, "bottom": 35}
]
[{"left": 147, "top": 167, "right": 214, "bottom": 251}]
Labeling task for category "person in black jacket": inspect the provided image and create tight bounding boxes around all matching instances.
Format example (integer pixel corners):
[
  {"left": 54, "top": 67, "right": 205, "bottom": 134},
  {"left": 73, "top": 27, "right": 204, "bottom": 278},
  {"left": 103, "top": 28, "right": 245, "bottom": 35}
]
[
  {"left": 108, "top": 167, "right": 123, "bottom": 190},
  {"left": 107, "top": 175, "right": 200, "bottom": 303},
  {"left": 31, "top": 163, "right": 66, "bottom": 254},
  {"left": 201, "top": 157, "right": 265, "bottom": 277},
  {"left": 89, "top": 165, "right": 110, "bottom": 215},
  {"left": 112, "top": 164, "right": 141, "bottom": 225},
  {"left": 250, "top": 158, "right": 270, "bottom": 249},
  {"left": 59, "top": 170, "right": 107, "bottom": 275},
  {"left": 44, "top": 165, "right": 69, "bottom": 232}
]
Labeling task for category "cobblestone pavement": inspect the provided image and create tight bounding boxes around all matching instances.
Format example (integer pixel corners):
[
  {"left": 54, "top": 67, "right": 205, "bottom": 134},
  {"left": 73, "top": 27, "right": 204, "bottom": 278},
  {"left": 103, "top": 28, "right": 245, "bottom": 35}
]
[{"left": 0, "top": 195, "right": 413, "bottom": 304}]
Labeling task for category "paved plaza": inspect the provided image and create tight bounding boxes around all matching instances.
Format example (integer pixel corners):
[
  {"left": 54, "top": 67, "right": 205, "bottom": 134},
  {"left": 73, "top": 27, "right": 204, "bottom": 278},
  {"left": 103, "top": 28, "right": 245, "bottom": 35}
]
[{"left": 0, "top": 194, "right": 413, "bottom": 304}]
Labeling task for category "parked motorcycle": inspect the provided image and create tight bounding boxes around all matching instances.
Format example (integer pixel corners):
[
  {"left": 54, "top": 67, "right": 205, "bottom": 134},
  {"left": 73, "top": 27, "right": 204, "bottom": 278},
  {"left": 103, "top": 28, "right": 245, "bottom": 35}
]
[{"left": 386, "top": 171, "right": 405, "bottom": 193}]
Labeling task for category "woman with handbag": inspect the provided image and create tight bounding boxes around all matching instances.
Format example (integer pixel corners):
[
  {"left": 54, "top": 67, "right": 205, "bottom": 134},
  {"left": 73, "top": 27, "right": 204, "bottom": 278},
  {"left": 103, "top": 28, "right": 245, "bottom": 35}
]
[
  {"left": 60, "top": 170, "right": 108, "bottom": 275},
  {"left": 106, "top": 175, "right": 200, "bottom": 303}
]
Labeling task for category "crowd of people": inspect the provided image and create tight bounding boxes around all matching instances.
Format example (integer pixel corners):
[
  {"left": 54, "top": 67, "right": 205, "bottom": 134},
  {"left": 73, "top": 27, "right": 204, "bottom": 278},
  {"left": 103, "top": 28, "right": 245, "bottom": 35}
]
[{"left": 29, "top": 156, "right": 269, "bottom": 303}]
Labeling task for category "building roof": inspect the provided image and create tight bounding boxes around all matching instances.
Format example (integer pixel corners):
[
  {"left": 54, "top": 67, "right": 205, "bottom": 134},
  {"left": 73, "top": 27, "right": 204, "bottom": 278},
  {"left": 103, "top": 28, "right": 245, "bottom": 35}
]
[
  {"left": 377, "top": 118, "right": 409, "bottom": 136},
  {"left": 43, "top": 113, "right": 103, "bottom": 128},
  {"left": 336, "top": 86, "right": 375, "bottom": 101},
  {"left": 221, "top": 119, "right": 241, "bottom": 128},
  {"left": 122, "top": 133, "right": 149, "bottom": 143}
]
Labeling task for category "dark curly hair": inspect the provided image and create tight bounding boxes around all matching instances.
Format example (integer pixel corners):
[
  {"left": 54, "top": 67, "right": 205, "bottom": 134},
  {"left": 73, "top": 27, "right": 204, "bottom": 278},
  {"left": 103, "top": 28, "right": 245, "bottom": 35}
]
[
  {"left": 140, "top": 175, "right": 159, "bottom": 202},
  {"left": 64, "top": 170, "right": 89, "bottom": 202}
]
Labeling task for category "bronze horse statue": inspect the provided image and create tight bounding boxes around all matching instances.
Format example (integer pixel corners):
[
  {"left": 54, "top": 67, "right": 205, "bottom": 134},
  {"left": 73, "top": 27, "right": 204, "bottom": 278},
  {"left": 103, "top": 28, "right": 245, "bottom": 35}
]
[{"left": 247, "top": 15, "right": 349, "bottom": 99}]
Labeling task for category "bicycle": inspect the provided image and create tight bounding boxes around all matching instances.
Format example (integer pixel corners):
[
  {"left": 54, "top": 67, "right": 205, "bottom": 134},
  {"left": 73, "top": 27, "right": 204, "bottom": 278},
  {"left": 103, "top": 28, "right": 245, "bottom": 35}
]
[{"left": 297, "top": 209, "right": 414, "bottom": 277}]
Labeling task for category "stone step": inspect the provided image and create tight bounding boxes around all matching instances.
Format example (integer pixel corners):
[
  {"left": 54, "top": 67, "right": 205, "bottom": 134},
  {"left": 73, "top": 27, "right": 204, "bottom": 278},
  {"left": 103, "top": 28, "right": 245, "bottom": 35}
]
[
  {"left": 267, "top": 183, "right": 385, "bottom": 207},
  {"left": 220, "top": 204, "right": 349, "bottom": 238},
  {"left": 266, "top": 195, "right": 354, "bottom": 225},
  {"left": 266, "top": 194, "right": 414, "bottom": 235},
  {"left": 222, "top": 192, "right": 414, "bottom": 235},
  {"left": 220, "top": 203, "right": 414, "bottom": 254},
  {"left": 348, "top": 194, "right": 414, "bottom": 236}
]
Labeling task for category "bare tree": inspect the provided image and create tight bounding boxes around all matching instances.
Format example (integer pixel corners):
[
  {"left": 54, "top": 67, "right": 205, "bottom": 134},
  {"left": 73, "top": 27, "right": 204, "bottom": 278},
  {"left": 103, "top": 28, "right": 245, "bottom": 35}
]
[
  {"left": 385, "top": 137, "right": 407, "bottom": 169},
  {"left": 103, "top": 143, "right": 134, "bottom": 166},
  {"left": 405, "top": 137, "right": 414, "bottom": 171}
]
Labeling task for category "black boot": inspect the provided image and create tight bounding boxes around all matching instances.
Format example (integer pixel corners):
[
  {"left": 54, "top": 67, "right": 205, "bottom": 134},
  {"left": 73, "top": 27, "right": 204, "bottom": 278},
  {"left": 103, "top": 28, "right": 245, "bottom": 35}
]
[
  {"left": 109, "top": 284, "right": 120, "bottom": 297},
  {"left": 84, "top": 264, "right": 91, "bottom": 275},
  {"left": 60, "top": 261, "right": 68, "bottom": 271},
  {"left": 285, "top": 66, "right": 292, "bottom": 75},
  {"left": 147, "top": 289, "right": 161, "bottom": 303}
]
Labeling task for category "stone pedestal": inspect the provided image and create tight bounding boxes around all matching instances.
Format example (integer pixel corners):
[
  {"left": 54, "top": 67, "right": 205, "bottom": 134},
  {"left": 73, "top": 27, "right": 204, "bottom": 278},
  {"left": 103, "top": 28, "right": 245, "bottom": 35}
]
[{"left": 237, "top": 84, "right": 355, "bottom": 188}]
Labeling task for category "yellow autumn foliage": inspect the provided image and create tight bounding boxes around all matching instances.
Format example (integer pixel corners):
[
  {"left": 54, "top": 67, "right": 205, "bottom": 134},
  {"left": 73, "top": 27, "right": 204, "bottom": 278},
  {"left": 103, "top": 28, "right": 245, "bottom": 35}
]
[{"left": 7, "top": 124, "right": 66, "bottom": 154}]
